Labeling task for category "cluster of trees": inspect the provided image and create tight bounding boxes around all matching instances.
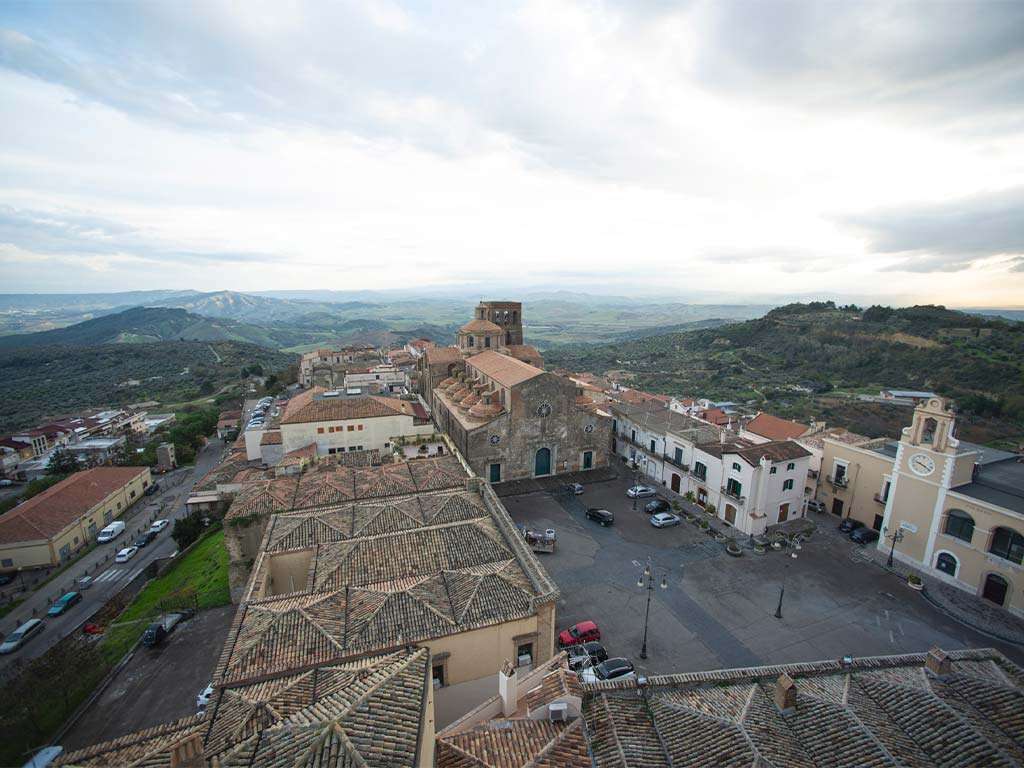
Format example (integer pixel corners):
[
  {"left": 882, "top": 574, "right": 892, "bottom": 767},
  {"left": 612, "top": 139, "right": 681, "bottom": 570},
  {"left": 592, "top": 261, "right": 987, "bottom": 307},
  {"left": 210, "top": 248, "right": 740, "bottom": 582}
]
[
  {"left": 129, "top": 407, "right": 219, "bottom": 467},
  {"left": 171, "top": 509, "right": 211, "bottom": 550}
]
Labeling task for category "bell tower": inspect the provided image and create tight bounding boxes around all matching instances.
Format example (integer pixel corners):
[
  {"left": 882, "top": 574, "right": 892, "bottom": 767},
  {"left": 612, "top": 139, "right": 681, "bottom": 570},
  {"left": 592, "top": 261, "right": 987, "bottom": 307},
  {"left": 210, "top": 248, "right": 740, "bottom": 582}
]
[{"left": 905, "top": 397, "right": 957, "bottom": 454}]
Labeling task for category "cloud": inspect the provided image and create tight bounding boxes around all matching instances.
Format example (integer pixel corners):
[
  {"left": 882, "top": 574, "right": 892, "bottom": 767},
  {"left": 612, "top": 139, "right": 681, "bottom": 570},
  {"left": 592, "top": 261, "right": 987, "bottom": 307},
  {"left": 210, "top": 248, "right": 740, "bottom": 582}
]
[{"left": 841, "top": 187, "right": 1024, "bottom": 272}]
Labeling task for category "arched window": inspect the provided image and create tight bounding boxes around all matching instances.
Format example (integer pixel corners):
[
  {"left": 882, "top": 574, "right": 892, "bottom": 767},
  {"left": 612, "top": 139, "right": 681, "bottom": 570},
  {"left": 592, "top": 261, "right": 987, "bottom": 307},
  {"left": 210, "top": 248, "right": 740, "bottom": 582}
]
[
  {"left": 990, "top": 527, "right": 1024, "bottom": 565},
  {"left": 922, "top": 417, "right": 937, "bottom": 444},
  {"left": 944, "top": 510, "right": 974, "bottom": 543},
  {"left": 935, "top": 552, "right": 957, "bottom": 577}
]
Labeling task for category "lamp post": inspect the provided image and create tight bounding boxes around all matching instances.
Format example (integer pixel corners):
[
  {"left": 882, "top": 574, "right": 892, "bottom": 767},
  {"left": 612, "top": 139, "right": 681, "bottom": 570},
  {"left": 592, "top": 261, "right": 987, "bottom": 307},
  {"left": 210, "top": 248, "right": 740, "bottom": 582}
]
[
  {"left": 884, "top": 526, "right": 905, "bottom": 568},
  {"left": 637, "top": 559, "right": 668, "bottom": 659},
  {"left": 773, "top": 547, "right": 800, "bottom": 619}
]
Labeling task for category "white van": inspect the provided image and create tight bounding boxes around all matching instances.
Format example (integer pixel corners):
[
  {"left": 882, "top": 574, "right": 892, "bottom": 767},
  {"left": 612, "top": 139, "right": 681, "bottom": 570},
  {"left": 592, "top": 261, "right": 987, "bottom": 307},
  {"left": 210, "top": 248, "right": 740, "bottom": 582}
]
[{"left": 96, "top": 521, "right": 125, "bottom": 543}]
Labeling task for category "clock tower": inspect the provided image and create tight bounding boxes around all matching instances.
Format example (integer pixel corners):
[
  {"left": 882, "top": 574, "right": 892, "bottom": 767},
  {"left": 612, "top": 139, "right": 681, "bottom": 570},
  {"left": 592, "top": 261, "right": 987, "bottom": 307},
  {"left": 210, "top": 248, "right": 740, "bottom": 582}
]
[{"left": 879, "top": 397, "right": 973, "bottom": 567}]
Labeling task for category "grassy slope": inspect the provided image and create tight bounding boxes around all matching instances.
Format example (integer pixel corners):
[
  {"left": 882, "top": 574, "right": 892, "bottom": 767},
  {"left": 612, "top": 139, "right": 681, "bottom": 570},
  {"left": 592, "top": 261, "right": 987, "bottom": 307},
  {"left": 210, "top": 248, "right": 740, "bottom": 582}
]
[{"left": 100, "top": 529, "right": 230, "bottom": 663}]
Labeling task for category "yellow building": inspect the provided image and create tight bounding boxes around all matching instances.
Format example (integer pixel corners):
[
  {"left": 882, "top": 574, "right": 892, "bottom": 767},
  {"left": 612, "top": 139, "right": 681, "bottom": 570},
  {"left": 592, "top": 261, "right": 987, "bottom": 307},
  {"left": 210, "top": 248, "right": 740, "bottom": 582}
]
[
  {"left": 0, "top": 466, "right": 152, "bottom": 570},
  {"left": 821, "top": 398, "right": 1024, "bottom": 616}
]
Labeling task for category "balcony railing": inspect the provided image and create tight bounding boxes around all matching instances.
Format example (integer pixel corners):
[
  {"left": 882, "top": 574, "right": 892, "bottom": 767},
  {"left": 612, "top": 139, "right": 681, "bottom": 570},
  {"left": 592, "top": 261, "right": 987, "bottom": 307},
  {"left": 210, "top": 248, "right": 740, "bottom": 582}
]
[
  {"left": 807, "top": 468, "right": 819, "bottom": 479},
  {"left": 618, "top": 433, "right": 660, "bottom": 457},
  {"left": 663, "top": 453, "right": 689, "bottom": 472},
  {"left": 827, "top": 474, "right": 848, "bottom": 488},
  {"left": 689, "top": 469, "right": 707, "bottom": 483},
  {"left": 720, "top": 486, "right": 747, "bottom": 505},
  {"left": 873, "top": 493, "right": 888, "bottom": 505}
]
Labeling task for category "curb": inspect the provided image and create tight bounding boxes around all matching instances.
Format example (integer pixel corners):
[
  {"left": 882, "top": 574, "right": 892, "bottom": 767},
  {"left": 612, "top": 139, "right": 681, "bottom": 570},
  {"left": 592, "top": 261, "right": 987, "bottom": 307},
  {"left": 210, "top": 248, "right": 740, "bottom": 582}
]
[{"left": 920, "top": 587, "right": 1024, "bottom": 648}]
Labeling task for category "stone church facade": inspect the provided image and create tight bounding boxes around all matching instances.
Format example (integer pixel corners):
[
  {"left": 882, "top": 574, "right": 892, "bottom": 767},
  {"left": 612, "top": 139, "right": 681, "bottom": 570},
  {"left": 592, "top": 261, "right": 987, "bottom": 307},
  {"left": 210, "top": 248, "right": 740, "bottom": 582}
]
[{"left": 420, "top": 301, "right": 610, "bottom": 483}]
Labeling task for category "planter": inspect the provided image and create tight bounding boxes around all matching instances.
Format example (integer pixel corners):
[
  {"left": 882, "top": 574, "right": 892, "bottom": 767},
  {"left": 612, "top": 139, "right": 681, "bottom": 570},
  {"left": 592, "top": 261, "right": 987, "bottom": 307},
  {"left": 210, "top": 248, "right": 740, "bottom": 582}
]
[
  {"left": 771, "top": 540, "right": 784, "bottom": 550},
  {"left": 713, "top": 531, "right": 727, "bottom": 543},
  {"left": 907, "top": 577, "right": 924, "bottom": 591},
  {"left": 699, "top": 520, "right": 709, "bottom": 530},
  {"left": 726, "top": 543, "right": 742, "bottom": 557},
  {"left": 753, "top": 544, "right": 766, "bottom": 554}
]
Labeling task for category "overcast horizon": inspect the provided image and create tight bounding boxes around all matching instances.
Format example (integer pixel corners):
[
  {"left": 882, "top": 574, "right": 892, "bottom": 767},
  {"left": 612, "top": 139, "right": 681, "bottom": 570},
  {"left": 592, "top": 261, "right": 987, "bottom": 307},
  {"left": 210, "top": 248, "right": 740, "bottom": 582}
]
[{"left": 2, "top": 1, "right": 1023, "bottom": 304}]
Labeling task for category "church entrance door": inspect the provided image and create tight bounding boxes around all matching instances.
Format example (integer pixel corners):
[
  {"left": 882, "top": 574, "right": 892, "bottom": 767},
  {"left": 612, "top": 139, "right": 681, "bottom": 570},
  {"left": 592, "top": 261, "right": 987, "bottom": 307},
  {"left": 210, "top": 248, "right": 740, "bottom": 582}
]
[
  {"left": 535, "top": 448, "right": 551, "bottom": 477},
  {"left": 670, "top": 474, "right": 680, "bottom": 493}
]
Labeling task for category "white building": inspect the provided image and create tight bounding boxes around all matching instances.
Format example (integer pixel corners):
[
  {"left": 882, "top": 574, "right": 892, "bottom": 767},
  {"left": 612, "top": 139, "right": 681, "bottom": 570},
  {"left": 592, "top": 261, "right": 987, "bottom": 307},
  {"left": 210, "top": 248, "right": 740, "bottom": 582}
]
[
  {"left": 278, "top": 389, "right": 436, "bottom": 459},
  {"left": 343, "top": 364, "right": 409, "bottom": 395}
]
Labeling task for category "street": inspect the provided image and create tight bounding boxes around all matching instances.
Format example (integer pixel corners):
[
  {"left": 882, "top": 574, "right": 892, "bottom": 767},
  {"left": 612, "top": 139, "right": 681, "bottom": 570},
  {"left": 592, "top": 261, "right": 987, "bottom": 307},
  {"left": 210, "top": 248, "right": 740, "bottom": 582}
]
[
  {"left": 0, "top": 438, "right": 225, "bottom": 671},
  {"left": 504, "top": 472, "right": 1024, "bottom": 678}
]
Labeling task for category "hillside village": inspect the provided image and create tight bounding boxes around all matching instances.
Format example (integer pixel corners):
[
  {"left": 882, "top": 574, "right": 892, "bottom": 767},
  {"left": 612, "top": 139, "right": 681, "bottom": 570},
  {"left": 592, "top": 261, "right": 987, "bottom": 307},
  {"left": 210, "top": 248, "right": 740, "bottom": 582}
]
[{"left": 1, "top": 299, "right": 1023, "bottom": 767}]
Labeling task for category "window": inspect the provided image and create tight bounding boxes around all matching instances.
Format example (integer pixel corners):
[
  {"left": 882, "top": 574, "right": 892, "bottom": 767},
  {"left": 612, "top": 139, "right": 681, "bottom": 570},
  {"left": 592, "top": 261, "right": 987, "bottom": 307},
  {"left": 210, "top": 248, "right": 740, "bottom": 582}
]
[
  {"left": 783, "top": 479, "right": 794, "bottom": 491},
  {"left": 129, "top": 490, "right": 136, "bottom": 499},
  {"left": 650, "top": 439, "right": 656, "bottom": 453},
  {"left": 517, "top": 642, "right": 534, "bottom": 666},
  {"left": 468, "top": 335, "right": 474, "bottom": 347},
  {"left": 317, "top": 427, "right": 325, "bottom": 434},
  {"left": 944, "top": 510, "right": 975, "bottom": 543},
  {"left": 347, "top": 425, "right": 355, "bottom": 432},
  {"left": 936, "top": 552, "right": 957, "bottom": 577},
  {"left": 693, "top": 461, "right": 707, "bottom": 481},
  {"left": 787, "top": 462, "right": 795, "bottom": 471},
  {"left": 732, "top": 462, "right": 741, "bottom": 472},
  {"left": 357, "top": 425, "right": 363, "bottom": 431},
  {"left": 485, "top": 336, "right": 491, "bottom": 348},
  {"left": 117, "top": 501, "right": 122, "bottom": 510},
  {"left": 59, "top": 544, "right": 71, "bottom": 561},
  {"left": 631, "top": 429, "right": 637, "bottom": 442},
  {"left": 769, "top": 467, "right": 777, "bottom": 475},
  {"left": 989, "top": 527, "right": 1024, "bottom": 565},
  {"left": 432, "top": 663, "right": 446, "bottom": 688},
  {"left": 674, "top": 447, "right": 683, "bottom": 464},
  {"left": 74, "top": 536, "right": 79, "bottom": 545},
  {"left": 1, "top": 558, "right": 12, "bottom": 568},
  {"left": 726, "top": 478, "right": 743, "bottom": 498},
  {"left": 104, "top": 510, "right": 113, "bottom": 524}
]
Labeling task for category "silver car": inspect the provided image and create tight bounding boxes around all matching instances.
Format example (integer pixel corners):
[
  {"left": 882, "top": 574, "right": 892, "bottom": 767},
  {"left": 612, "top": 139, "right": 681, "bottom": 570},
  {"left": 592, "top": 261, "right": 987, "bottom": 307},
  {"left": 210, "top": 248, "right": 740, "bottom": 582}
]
[
  {"left": 627, "top": 485, "right": 657, "bottom": 498},
  {"left": 650, "top": 512, "right": 681, "bottom": 528}
]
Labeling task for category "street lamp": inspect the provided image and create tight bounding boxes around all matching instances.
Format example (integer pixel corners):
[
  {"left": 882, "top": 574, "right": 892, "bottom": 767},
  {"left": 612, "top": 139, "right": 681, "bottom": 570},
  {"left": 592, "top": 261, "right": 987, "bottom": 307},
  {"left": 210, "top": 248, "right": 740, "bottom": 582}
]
[
  {"left": 884, "top": 526, "right": 905, "bottom": 568},
  {"left": 637, "top": 559, "right": 668, "bottom": 659},
  {"left": 773, "top": 546, "right": 800, "bottom": 619}
]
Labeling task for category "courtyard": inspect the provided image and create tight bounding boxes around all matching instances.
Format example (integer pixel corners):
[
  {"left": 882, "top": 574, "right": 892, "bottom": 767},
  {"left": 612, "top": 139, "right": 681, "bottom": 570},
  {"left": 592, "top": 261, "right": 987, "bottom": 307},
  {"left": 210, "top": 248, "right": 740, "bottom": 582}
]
[{"left": 503, "top": 473, "right": 1024, "bottom": 677}]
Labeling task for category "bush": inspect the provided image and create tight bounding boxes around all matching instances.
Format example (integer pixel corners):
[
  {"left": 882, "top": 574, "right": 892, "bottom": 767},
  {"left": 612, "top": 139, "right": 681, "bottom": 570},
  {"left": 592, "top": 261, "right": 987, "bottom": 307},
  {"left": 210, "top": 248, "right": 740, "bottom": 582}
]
[{"left": 171, "top": 511, "right": 208, "bottom": 550}]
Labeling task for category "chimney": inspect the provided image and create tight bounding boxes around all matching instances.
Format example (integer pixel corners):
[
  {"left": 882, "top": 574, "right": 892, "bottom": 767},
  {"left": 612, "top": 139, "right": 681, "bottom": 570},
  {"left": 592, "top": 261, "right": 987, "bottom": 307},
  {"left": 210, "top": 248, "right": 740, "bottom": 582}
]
[
  {"left": 926, "top": 647, "right": 951, "bottom": 677},
  {"left": 499, "top": 659, "right": 518, "bottom": 716},
  {"left": 774, "top": 673, "right": 797, "bottom": 713}
]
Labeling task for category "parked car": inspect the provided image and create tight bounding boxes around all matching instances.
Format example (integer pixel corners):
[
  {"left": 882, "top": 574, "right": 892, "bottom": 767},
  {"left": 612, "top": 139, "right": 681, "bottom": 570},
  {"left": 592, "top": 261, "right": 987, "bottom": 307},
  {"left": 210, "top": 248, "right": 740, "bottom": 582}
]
[
  {"left": 644, "top": 499, "right": 671, "bottom": 514},
  {"left": 581, "top": 641, "right": 608, "bottom": 664},
  {"left": 96, "top": 521, "right": 126, "bottom": 543},
  {"left": 558, "top": 620, "right": 601, "bottom": 648},
  {"left": 77, "top": 575, "right": 93, "bottom": 590},
  {"left": 838, "top": 518, "right": 864, "bottom": 534},
  {"left": 585, "top": 508, "right": 614, "bottom": 526},
  {"left": 806, "top": 500, "right": 826, "bottom": 514},
  {"left": 580, "top": 657, "right": 636, "bottom": 684},
  {"left": 0, "top": 479, "right": 13, "bottom": 487},
  {"left": 135, "top": 531, "right": 157, "bottom": 548},
  {"left": 47, "top": 591, "right": 82, "bottom": 616},
  {"left": 566, "top": 483, "right": 584, "bottom": 495},
  {"left": 144, "top": 482, "right": 160, "bottom": 496},
  {"left": 115, "top": 546, "right": 139, "bottom": 563},
  {"left": 0, "top": 618, "right": 44, "bottom": 654},
  {"left": 196, "top": 682, "right": 214, "bottom": 711},
  {"left": 650, "top": 512, "right": 682, "bottom": 528},
  {"left": 627, "top": 485, "right": 657, "bottom": 498},
  {"left": 564, "top": 641, "right": 609, "bottom": 671},
  {"left": 142, "top": 609, "right": 194, "bottom": 647},
  {"left": 850, "top": 527, "right": 880, "bottom": 545},
  {"left": 0, "top": 572, "right": 14, "bottom": 587},
  {"left": 150, "top": 519, "right": 170, "bottom": 533}
]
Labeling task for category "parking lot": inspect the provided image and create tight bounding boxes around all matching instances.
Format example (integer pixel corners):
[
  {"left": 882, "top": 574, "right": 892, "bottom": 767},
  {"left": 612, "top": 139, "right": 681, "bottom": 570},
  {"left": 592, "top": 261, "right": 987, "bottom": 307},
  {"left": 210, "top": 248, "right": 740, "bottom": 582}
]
[
  {"left": 504, "top": 474, "right": 1024, "bottom": 678},
  {"left": 61, "top": 604, "right": 236, "bottom": 751}
]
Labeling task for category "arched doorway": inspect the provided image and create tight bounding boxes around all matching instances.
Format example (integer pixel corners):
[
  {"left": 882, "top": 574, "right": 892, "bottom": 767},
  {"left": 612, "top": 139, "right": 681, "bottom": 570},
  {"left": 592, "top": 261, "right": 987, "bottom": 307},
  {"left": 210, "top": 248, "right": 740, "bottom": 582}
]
[
  {"left": 982, "top": 574, "right": 1009, "bottom": 606},
  {"left": 535, "top": 447, "right": 551, "bottom": 477},
  {"left": 724, "top": 504, "right": 736, "bottom": 525},
  {"left": 670, "top": 474, "right": 680, "bottom": 493}
]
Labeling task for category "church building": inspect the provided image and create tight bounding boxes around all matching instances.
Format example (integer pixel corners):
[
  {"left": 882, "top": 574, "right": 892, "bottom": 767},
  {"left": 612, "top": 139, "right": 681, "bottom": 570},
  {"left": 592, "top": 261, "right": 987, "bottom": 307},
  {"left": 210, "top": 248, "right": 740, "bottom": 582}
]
[{"left": 419, "top": 301, "right": 610, "bottom": 483}]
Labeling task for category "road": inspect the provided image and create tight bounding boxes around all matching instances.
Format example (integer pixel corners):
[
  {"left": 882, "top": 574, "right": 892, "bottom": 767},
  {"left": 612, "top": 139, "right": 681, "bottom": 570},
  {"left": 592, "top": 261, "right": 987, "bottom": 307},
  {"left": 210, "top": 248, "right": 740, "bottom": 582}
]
[{"left": 0, "top": 438, "right": 225, "bottom": 672}]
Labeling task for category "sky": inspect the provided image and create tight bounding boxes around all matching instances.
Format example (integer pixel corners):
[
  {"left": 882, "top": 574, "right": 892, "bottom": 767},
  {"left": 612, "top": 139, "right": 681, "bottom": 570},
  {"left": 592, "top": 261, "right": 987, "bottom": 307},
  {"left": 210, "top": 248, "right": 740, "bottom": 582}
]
[{"left": 1, "top": 0, "right": 1023, "bottom": 306}]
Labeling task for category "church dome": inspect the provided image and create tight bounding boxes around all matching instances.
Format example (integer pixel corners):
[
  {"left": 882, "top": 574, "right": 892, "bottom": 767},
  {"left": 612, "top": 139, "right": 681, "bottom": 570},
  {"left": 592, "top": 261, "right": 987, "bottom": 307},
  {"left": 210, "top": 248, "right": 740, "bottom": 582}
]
[{"left": 459, "top": 318, "right": 503, "bottom": 334}]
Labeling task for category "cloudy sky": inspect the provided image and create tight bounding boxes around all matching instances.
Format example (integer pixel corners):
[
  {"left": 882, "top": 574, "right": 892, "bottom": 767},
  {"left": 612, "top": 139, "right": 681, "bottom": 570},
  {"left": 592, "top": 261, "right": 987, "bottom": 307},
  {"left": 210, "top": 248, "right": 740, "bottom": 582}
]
[{"left": 1, "top": 0, "right": 1023, "bottom": 305}]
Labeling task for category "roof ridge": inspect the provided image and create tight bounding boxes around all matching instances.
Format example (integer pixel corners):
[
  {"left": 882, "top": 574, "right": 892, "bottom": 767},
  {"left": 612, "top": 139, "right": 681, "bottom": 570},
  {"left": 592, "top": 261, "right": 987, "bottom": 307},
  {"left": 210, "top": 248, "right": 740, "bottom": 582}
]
[{"left": 524, "top": 718, "right": 583, "bottom": 768}]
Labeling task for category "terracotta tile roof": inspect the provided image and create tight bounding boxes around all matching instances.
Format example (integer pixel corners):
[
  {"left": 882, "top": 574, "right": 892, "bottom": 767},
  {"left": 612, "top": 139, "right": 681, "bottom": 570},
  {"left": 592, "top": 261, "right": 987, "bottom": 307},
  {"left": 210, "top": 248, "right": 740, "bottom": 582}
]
[
  {"left": 58, "top": 649, "right": 430, "bottom": 768},
  {"left": 524, "top": 665, "right": 584, "bottom": 714},
  {"left": 425, "top": 346, "right": 463, "bottom": 365},
  {"left": 466, "top": 350, "right": 544, "bottom": 388},
  {"left": 259, "top": 430, "right": 282, "bottom": 446},
  {"left": 745, "top": 413, "right": 810, "bottom": 441},
  {"left": 437, "top": 718, "right": 591, "bottom": 768},
  {"left": 0, "top": 467, "right": 149, "bottom": 545},
  {"left": 277, "top": 443, "right": 318, "bottom": 467},
  {"left": 281, "top": 391, "right": 414, "bottom": 425},
  {"left": 699, "top": 407, "right": 731, "bottom": 426},
  {"left": 195, "top": 450, "right": 254, "bottom": 492},
  {"left": 459, "top": 318, "right": 503, "bottom": 333}
]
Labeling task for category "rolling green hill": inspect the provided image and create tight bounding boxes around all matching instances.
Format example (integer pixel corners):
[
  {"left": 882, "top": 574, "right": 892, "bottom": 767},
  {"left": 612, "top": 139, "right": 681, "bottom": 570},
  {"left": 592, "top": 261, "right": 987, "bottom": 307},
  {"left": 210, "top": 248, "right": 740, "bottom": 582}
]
[
  {"left": 0, "top": 341, "right": 294, "bottom": 431},
  {"left": 546, "top": 302, "right": 1024, "bottom": 433},
  {"left": 0, "top": 307, "right": 307, "bottom": 350}
]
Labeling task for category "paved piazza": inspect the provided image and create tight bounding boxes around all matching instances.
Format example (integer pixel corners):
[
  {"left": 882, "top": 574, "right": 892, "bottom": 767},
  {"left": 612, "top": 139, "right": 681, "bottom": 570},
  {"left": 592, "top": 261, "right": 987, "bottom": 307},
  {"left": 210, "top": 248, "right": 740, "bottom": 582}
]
[{"left": 504, "top": 473, "right": 1024, "bottom": 677}]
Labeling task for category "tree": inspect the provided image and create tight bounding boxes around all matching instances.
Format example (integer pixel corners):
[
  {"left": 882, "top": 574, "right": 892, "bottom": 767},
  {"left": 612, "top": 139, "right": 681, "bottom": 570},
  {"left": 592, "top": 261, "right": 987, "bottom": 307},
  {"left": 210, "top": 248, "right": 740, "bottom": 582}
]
[
  {"left": 46, "top": 448, "right": 80, "bottom": 476},
  {"left": 172, "top": 510, "right": 206, "bottom": 550}
]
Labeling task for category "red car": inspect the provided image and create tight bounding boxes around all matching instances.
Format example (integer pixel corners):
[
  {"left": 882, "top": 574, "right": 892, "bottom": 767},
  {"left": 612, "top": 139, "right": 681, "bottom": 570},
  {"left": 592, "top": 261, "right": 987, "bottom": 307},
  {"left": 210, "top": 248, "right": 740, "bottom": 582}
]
[{"left": 558, "top": 620, "right": 601, "bottom": 647}]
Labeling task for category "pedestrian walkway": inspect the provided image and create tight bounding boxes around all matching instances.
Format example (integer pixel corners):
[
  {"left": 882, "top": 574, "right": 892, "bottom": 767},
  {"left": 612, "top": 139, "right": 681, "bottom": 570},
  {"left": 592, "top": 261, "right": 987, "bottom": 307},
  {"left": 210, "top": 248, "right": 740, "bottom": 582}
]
[{"left": 92, "top": 566, "right": 146, "bottom": 584}]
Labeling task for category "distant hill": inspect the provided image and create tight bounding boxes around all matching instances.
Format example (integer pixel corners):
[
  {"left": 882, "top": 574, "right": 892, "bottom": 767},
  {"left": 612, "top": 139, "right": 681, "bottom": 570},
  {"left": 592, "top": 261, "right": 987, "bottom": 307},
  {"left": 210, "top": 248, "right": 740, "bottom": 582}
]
[
  {"left": 0, "top": 307, "right": 306, "bottom": 350},
  {"left": 146, "top": 290, "right": 348, "bottom": 323},
  {"left": 545, "top": 302, "right": 1024, "bottom": 426},
  {"left": 0, "top": 340, "right": 294, "bottom": 431},
  {"left": 606, "top": 318, "right": 732, "bottom": 341}
]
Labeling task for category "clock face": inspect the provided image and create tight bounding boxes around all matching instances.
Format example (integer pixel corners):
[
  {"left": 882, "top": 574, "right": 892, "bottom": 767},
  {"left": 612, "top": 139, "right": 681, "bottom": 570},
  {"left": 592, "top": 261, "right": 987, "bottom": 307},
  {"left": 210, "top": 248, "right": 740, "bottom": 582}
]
[
  {"left": 489, "top": 435, "right": 501, "bottom": 445},
  {"left": 536, "top": 403, "right": 552, "bottom": 418},
  {"left": 909, "top": 453, "right": 936, "bottom": 477}
]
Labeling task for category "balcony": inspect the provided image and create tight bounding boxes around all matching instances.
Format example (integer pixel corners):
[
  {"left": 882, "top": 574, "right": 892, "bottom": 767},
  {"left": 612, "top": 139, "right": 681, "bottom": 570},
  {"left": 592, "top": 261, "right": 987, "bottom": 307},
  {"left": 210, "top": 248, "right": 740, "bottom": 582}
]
[
  {"left": 720, "top": 486, "right": 747, "bottom": 505},
  {"left": 689, "top": 469, "right": 708, "bottom": 484},
  {"left": 807, "top": 468, "right": 819, "bottom": 479},
  {"left": 663, "top": 453, "right": 689, "bottom": 472},
  {"left": 618, "top": 433, "right": 660, "bottom": 457},
  {"left": 873, "top": 493, "right": 888, "bottom": 505},
  {"left": 827, "top": 474, "right": 848, "bottom": 489}
]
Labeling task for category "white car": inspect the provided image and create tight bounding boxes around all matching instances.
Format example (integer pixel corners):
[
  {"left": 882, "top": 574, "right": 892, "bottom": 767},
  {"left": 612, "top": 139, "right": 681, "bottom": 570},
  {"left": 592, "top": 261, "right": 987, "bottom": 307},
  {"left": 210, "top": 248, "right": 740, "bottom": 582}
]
[
  {"left": 115, "top": 547, "right": 139, "bottom": 563},
  {"left": 626, "top": 485, "right": 657, "bottom": 498},
  {"left": 196, "top": 682, "right": 214, "bottom": 711},
  {"left": 150, "top": 519, "right": 169, "bottom": 533},
  {"left": 580, "top": 658, "right": 636, "bottom": 684},
  {"left": 0, "top": 479, "right": 13, "bottom": 487},
  {"left": 650, "top": 512, "right": 682, "bottom": 528}
]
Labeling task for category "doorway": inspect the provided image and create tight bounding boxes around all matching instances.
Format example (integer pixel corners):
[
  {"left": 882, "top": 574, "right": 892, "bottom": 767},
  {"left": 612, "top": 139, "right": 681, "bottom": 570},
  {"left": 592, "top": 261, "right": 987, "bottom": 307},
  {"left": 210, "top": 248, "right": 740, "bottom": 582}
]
[
  {"left": 724, "top": 504, "right": 736, "bottom": 525},
  {"left": 489, "top": 463, "right": 501, "bottom": 483},
  {"left": 670, "top": 474, "right": 680, "bottom": 493},
  {"left": 831, "top": 498, "right": 844, "bottom": 516},
  {"left": 982, "top": 574, "right": 1009, "bottom": 607},
  {"left": 535, "top": 448, "right": 551, "bottom": 476},
  {"left": 697, "top": 487, "right": 707, "bottom": 506},
  {"left": 582, "top": 451, "right": 593, "bottom": 470},
  {"left": 872, "top": 514, "right": 884, "bottom": 531},
  {"left": 778, "top": 503, "right": 789, "bottom": 523}
]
